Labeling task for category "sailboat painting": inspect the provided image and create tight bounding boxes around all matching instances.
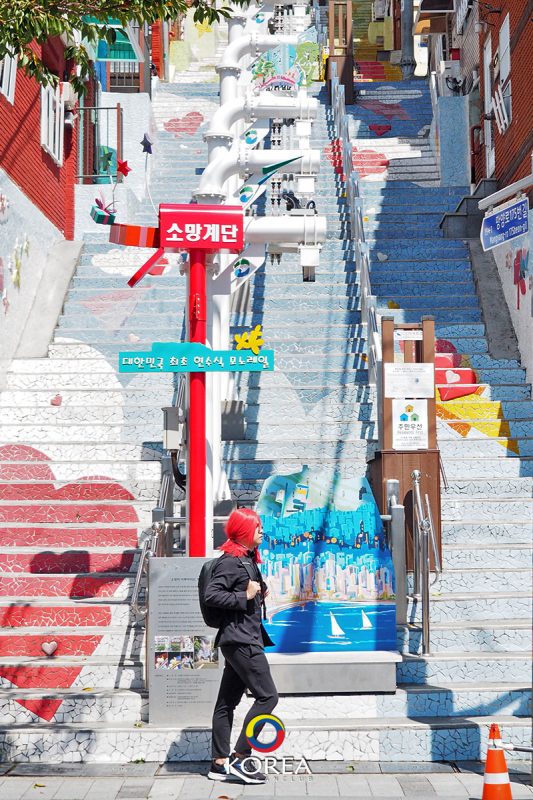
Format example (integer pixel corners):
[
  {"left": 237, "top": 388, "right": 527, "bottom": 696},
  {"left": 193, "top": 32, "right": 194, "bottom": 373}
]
[
  {"left": 329, "top": 612, "right": 346, "bottom": 639},
  {"left": 256, "top": 467, "right": 397, "bottom": 654},
  {"left": 361, "top": 610, "right": 373, "bottom": 630}
]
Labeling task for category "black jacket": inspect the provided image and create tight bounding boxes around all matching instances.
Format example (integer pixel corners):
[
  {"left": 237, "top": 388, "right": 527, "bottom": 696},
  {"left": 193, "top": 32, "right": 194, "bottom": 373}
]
[{"left": 204, "top": 552, "right": 275, "bottom": 649}]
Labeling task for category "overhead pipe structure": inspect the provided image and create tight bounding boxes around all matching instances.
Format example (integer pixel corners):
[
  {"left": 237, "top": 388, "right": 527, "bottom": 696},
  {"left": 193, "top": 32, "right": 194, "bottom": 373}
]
[
  {"left": 194, "top": 146, "right": 321, "bottom": 202},
  {"left": 217, "top": 33, "right": 299, "bottom": 103},
  {"left": 189, "top": 9, "right": 327, "bottom": 554},
  {"left": 205, "top": 91, "right": 319, "bottom": 161}
]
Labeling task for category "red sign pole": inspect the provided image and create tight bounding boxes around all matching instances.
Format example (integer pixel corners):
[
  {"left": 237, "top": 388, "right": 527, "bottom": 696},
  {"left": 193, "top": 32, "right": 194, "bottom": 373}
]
[{"left": 188, "top": 249, "right": 207, "bottom": 557}]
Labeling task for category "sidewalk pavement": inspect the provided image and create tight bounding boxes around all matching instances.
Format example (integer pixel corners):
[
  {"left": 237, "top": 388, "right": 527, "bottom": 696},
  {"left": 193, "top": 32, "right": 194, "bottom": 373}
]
[{"left": 0, "top": 762, "right": 531, "bottom": 800}]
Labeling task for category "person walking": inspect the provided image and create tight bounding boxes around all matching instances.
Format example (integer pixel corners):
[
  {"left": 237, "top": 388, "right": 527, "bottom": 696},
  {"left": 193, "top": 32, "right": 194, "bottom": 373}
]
[{"left": 205, "top": 508, "right": 278, "bottom": 785}]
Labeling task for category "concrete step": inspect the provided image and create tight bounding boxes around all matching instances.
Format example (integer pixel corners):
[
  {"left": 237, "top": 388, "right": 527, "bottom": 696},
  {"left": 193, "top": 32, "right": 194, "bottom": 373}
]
[
  {"left": 441, "top": 519, "right": 533, "bottom": 542},
  {"left": 399, "top": 620, "right": 532, "bottom": 654},
  {"left": 442, "top": 544, "right": 533, "bottom": 570},
  {"left": 398, "top": 652, "right": 531, "bottom": 684},
  {"left": 407, "top": 592, "right": 532, "bottom": 623},
  {"left": 441, "top": 497, "right": 533, "bottom": 523},
  {"left": 0, "top": 656, "right": 143, "bottom": 689},
  {"left": 0, "top": 499, "right": 154, "bottom": 528},
  {"left": 407, "top": 567, "right": 531, "bottom": 594},
  {"left": 1, "top": 684, "right": 529, "bottom": 726},
  {"left": 0, "top": 688, "right": 145, "bottom": 726},
  {"left": 443, "top": 476, "right": 533, "bottom": 498},
  {"left": 0, "top": 625, "right": 144, "bottom": 658},
  {"left": 0, "top": 598, "right": 132, "bottom": 627},
  {"left": 0, "top": 716, "right": 528, "bottom": 762}
]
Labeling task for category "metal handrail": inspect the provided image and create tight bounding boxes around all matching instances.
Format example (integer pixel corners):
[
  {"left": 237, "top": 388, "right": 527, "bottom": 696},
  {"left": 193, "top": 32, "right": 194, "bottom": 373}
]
[
  {"left": 131, "top": 375, "right": 188, "bottom": 617},
  {"left": 411, "top": 470, "right": 440, "bottom": 654}
]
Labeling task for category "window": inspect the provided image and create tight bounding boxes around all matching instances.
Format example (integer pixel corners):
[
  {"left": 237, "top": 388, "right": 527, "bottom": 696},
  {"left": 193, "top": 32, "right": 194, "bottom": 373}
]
[
  {"left": 40, "top": 84, "right": 64, "bottom": 166},
  {"left": 493, "top": 13, "right": 511, "bottom": 133},
  {"left": 0, "top": 53, "right": 17, "bottom": 103},
  {"left": 499, "top": 13, "right": 510, "bottom": 83}
]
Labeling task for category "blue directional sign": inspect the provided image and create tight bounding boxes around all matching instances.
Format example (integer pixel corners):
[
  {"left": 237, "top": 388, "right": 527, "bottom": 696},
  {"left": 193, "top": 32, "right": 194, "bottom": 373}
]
[
  {"left": 480, "top": 197, "right": 529, "bottom": 252},
  {"left": 118, "top": 342, "right": 274, "bottom": 373}
]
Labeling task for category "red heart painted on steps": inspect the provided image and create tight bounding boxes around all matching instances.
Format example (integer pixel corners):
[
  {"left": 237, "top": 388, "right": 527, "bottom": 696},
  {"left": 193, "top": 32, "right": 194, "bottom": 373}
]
[
  {"left": 324, "top": 139, "right": 389, "bottom": 179},
  {"left": 163, "top": 111, "right": 204, "bottom": 137},
  {"left": 368, "top": 124, "right": 391, "bottom": 136},
  {"left": 358, "top": 99, "right": 410, "bottom": 120},
  {"left": 0, "top": 444, "right": 138, "bottom": 721}
]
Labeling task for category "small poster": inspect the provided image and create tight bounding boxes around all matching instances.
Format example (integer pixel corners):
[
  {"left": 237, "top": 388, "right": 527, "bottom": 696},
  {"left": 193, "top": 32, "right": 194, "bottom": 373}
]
[
  {"left": 384, "top": 362, "right": 434, "bottom": 398},
  {"left": 392, "top": 399, "right": 429, "bottom": 450}
]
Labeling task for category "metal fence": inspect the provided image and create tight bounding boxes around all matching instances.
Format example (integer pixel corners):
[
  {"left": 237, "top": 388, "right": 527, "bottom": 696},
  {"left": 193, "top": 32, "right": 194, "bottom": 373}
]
[{"left": 76, "top": 104, "right": 123, "bottom": 184}]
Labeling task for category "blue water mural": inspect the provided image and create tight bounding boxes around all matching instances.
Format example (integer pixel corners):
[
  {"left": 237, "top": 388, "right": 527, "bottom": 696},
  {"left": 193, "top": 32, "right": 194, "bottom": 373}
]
[{"left": 256, "top": 468, "right": 397, "bottom": 653}]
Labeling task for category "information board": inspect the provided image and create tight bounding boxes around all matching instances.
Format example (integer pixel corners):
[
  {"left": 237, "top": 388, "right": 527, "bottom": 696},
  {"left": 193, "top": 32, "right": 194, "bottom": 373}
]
[
  {"left": 383, "top": 363, "right": 434, "bottom": 398},
  {"left": 391, "top": 398, "right": 429, "bottom": 450},
  {"left": 148, "top": 557, "right": 221, "bottom": 726}
]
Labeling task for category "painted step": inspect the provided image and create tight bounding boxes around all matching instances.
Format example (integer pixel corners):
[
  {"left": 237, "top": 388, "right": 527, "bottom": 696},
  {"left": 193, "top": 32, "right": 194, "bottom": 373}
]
[
  {"left": 441, "top": 499, "right": 533, "bottom": 522},
  {"left": 376, "top": 294, "right": 479, "bottom": 308},
  {"left": 0, "top": 459, "right": 161, "bottom": 487},
  {"left": 0, "top": 573, "right": 135, "bottom": 600},
  {"left": 0, "top": 500, "right": 154, "bottom": 527},
  {"left": 377, "top": 309, "right": 483, "bottom": 324},
  {"left": 0, "top": 549, "right": 139, "bottom": 574},
  {"left": 0, "top": 600, "right": 132, "bottom": 627},
  {"left": 244, "top": 420, "right": 377, "bottom": 441},
  {"left": 369, "top": 258, "right": 471, "bottom": 272},
  {"left": 439, "top": 436, "right": 533, "bottom": 456},
  {"left": 1, "top": 685, "right": 529, "bottom": 726},
  {"left": 224, "top": 459, "right": 370, "bottom": 481},
  {"left": 439, "top": 419, "right": 533, "bottom": 438},
  {"left": 443, "top": 477, "right": 533, "bottom": 498},
  {"left": 0, "top": 527, "right": 141, "bottom": 548},
  {"left": 222, "top": 440, "right": 376, "bottom": 460},
  {"left": 373, "top": 280, "right": 475, "bottom": 295},
  {"left": 407, "top": 592, "right": 532, "bottom": 623},
  {"left": 0, "top": 688, "right": 145, "bottom": 726},
  {"left": 0, "top": 626, "right": 144, "bottom": 658},
  {"left": 441, "top": 519, "right": 533, "bottom": 542},
  {"left": 0, "top": 717, "right": 528, "bottom": 762},
  {"left": 407, "top": 567, "right": 531, "bottom": 594},
  {"left": 398, "top": 653, "right": 531, "bottom": 684},
  {"left": 399, "top": 621, "right": 532, "bottom": 654},
  {"left": 0, "top": 657, "right": 143, "bottom": 690},
  {"left": 442, "top": 545, "right": 533, "bottom": 570}
]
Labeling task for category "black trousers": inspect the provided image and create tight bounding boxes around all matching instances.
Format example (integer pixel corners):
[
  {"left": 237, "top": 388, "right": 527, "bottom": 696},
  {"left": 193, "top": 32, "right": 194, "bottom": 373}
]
[{"left": 211, "top": 643, "right": 279, "bottom": 759}]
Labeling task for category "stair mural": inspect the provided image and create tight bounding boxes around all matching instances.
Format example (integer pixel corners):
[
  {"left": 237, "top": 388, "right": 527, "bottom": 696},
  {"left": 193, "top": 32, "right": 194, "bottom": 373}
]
[
  {"left": 0, "top": 38, "right": 530, "bottom": 763},
  {"left": 352, "top": 0, "right": 402, "bottom": 82}
]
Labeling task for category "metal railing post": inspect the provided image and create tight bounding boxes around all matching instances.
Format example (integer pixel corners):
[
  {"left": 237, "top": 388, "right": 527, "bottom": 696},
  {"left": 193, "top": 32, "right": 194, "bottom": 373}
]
[{"left": 386, "top": 479, "right": 407, "bottom": 625}]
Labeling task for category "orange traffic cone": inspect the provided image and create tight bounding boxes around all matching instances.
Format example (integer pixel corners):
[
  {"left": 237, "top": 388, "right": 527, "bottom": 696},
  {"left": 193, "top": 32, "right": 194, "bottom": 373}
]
[{"left": 482, "top": 724, "right": 513, "bottom": 800}]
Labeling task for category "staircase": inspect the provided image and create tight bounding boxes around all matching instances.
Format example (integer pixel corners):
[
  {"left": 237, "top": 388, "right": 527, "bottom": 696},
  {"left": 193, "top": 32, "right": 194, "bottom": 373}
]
[
  {"left": 0, "top": 65, "right": 530, "bottom": 764},
  {"left": 352, "top": 0, "right": 402, "bottom": 83},
  {"left": 0, "top": 76, "right": 219, "bottom": 761}
]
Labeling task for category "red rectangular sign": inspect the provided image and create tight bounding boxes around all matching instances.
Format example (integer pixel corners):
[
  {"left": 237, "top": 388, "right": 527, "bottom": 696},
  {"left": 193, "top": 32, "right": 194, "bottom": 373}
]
[{"left": 159, "top": 204, "right": 244, "bottom": 252}]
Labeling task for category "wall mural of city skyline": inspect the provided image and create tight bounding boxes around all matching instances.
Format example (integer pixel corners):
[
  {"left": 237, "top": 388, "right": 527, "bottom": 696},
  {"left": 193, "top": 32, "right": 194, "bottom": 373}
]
[{"left": 257, "top": 468, "right": 397, "bottom": 654}]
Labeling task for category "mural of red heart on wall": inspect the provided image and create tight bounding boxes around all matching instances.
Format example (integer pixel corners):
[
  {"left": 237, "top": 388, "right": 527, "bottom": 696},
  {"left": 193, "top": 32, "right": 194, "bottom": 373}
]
[
  {"left": 163, "top": 111, "right": 204, "bottom": 137},
  {"left": 0, "top": 444, "right": 138, "bottom": 721}
]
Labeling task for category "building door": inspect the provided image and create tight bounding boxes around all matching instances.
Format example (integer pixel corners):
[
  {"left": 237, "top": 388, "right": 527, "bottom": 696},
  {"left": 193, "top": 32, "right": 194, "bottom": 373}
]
[{"left": 483, "top": 35, "right": 495, "bottom": 176}]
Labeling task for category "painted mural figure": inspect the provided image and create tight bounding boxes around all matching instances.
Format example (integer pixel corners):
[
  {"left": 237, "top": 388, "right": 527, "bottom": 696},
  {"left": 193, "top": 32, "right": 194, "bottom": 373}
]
[{"left": 256, "top": 468, "right": 397, "bottom": 654}]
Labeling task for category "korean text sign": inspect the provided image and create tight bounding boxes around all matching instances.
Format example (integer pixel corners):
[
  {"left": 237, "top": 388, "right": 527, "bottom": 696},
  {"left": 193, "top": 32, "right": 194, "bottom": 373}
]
[
  {"left": 159, "top": 204, "right": 244, "bottom": 252},
  {"left": 118, "top": 342, "right": 275, "bottom": 373},
  {"left": 481, "top": 197, "right": 529, "bottom": 252}
]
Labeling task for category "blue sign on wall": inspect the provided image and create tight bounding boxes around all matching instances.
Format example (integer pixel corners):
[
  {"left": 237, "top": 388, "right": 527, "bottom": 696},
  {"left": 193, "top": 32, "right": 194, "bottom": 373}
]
[
  {"left": 481, "top": 197, "right": 529, "bottom": 252},
  {"left": 118, "top": 342, "right": 274, "bottom": 373}
]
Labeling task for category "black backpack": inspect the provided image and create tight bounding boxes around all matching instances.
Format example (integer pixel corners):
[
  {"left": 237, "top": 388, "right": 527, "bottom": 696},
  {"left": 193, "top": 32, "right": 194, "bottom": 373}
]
[{"left": 198, "top": 555, "right": 262, "bottom": 629}]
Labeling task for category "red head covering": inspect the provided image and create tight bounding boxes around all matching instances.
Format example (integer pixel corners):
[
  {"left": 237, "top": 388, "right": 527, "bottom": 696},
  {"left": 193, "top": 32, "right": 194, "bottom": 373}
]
[{"left": 219, "top": 507, "right": 262, "bottom": 563}]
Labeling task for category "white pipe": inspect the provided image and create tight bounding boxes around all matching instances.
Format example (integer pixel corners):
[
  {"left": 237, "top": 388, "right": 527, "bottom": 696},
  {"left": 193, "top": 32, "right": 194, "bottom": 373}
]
[
  {"left": 218, "top": 33, "right": 298, "bottom": 103},
  {"left": 244, "top": 214, "right": 327, "bottom": 244},
  {"left": 207, "top": 93, "right": 318, "bottom": 157},
  {"left": 219, "top": 33, "right": 298, "bottom": 70},
  {"left": 195, "top": 145, "right": 321, "bottom": 200}
]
